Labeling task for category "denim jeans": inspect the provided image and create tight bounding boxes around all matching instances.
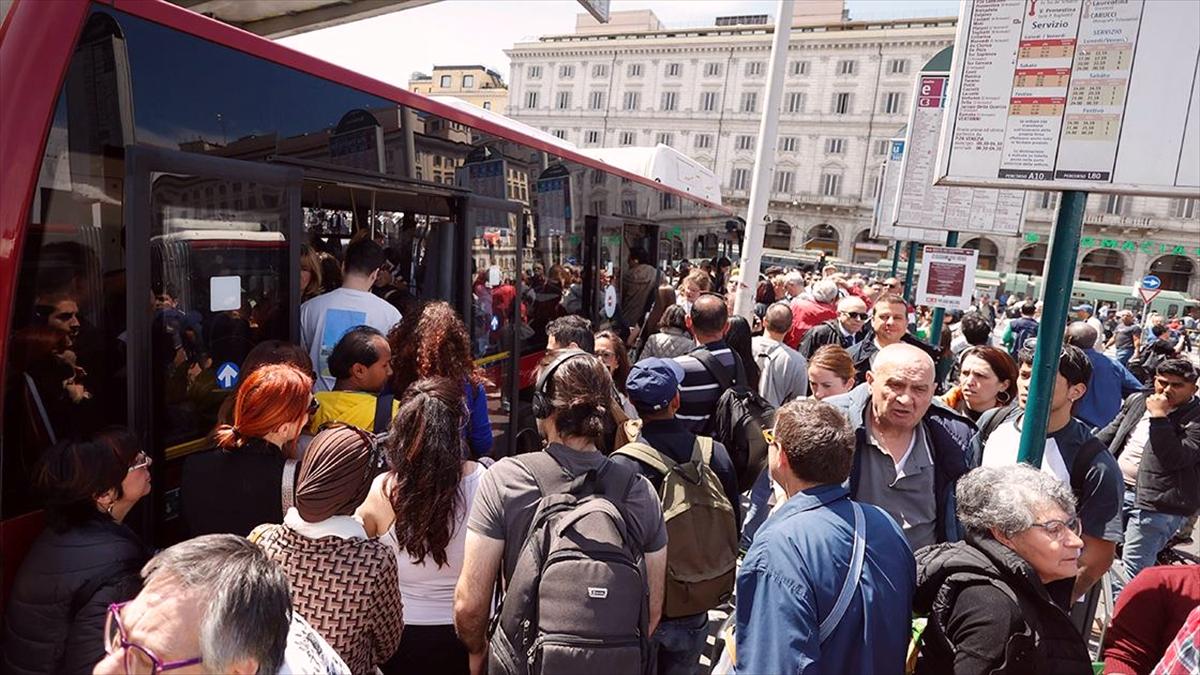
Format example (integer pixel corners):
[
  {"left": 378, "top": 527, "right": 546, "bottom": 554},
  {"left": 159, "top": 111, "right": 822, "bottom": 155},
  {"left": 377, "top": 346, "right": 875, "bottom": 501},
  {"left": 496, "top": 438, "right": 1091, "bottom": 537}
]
[
  {"left": 739, "top": 468, "right": 773, "bottom": 550},
  {"left": 1113, "top": 489, "right": 1188, "bottom": 597},
  {"left": 1116, "top": 347, "right": 1134, "bottom": 367},
  {"left": 653, "top": 612, "right": 710, "bottom": 675}
]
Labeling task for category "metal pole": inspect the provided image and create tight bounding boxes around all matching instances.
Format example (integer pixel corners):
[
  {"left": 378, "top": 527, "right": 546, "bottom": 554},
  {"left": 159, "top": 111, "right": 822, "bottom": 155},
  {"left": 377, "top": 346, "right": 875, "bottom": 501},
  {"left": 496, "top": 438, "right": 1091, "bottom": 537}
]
[
  {"left": 733, "top": 0, "right": 794, "bottom": 319},
  {"left": 890, "top": 241, "right": 902, "bottom": 277},
  {"left": 903, "top": 241, "right": 919, "bottom": 303},
  {"left": 1017, "top": 190, "right": 1086, "bottom": 465},
  {"left": 928, "top": 231, "right": 959, "bottom": 347}
]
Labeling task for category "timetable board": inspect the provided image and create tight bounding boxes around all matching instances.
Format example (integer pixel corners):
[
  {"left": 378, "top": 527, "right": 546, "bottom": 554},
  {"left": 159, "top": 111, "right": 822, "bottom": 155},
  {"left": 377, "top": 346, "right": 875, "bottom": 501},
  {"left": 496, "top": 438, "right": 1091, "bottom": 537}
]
[
  {"left": 893, "top": 72, "right": 1027, "bottom": 239},
  {"left": 872, "top": 137, "right": 944, "bottom": 243},
  {"left": 936, "top": 0, "right": 1200, "bottom": 197}
]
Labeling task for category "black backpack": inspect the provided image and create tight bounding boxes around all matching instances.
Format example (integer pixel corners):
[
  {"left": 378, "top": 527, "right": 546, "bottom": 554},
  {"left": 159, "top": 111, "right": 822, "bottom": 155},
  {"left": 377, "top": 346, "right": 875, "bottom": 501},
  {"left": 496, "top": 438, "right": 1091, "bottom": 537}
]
[
  {"left": 690, "top": 348, "right": 777, "bottom": 492},
  {"left": 488, "top": 452, "right": 652, "bottom": 675}
]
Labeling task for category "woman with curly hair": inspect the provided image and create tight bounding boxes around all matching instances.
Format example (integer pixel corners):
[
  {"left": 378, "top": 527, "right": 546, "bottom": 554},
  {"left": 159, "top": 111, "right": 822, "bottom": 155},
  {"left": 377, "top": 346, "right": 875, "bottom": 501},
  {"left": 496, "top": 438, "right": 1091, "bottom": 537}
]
[
  {"left": 594, "top": 329, "right": 638, "bottom": 419},
  {"left": 357, "top": 377, "right": 485, "bottom": 675},
  {"left": 389, "top": 301, "right": 493, "bottom": 457}
]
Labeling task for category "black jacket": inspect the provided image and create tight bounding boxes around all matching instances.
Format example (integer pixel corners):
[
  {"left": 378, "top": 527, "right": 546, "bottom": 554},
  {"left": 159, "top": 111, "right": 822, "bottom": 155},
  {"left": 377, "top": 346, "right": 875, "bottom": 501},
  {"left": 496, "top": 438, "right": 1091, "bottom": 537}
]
[
  {"left": 182, "top": 437, "right": 295, "bottom": 537},
  {"left": 848, "top": 334, "right": 941, "bottom": 384},
  {"left": 1097, "top": 394, "right": 1200, "bottom": 516},
  {"left": 914, "top": 535, "right": 1092, "bottom": 675},
  {"left": 2, "top": 516, "right": 148, "bottom": 675},
  {"left": 796, "top": 318, "right": 863, "bottom": 359}
]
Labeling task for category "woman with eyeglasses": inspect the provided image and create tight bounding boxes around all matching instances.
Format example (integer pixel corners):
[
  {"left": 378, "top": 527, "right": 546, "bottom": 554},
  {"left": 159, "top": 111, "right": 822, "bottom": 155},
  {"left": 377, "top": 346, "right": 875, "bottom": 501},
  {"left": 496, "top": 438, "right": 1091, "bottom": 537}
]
[
  {"left": 594, "top": 329, "right": 638, "bottom": 419},
  {"left": 251, "top": 424, "right": 403, "bottom": 674},
  {"left": 2, "top": 428, "right": 152, "bottom": 675},
  {"left": 940, "top": 346, "right": 1019, "bottom": 423},
  {"left": 182, "top": 363, "right": 314, "bottom": 537},
  {"left": 356, "top": 377, "right": 485, "bottom": 675},
  {"left": 913, "top": 465, "right": 1091, "bottom": 675}
]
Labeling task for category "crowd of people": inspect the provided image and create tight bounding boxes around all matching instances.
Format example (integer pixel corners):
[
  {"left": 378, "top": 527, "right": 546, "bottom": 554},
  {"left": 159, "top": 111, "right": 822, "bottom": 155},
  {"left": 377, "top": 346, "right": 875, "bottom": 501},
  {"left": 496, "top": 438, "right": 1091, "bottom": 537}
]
[{"left": 3, "top": 247, "right": 1199, "bottom": 675}]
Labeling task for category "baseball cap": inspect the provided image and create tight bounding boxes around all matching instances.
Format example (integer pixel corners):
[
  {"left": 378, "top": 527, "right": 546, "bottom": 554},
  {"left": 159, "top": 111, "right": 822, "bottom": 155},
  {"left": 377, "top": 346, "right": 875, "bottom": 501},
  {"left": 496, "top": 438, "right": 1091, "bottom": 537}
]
[
  {"left": 1072, "top": 303, "right": 1094, "bottom": 314},
  {"left": 625, "top": 358, "right": 685, "bottom": 412}
]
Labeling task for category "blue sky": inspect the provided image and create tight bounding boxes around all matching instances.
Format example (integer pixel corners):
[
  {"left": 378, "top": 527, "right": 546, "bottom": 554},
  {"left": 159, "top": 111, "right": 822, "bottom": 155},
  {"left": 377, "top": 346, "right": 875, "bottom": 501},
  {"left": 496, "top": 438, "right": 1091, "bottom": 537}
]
[{"left": 280, "top": 0, "right": 960, "bottom": 88}]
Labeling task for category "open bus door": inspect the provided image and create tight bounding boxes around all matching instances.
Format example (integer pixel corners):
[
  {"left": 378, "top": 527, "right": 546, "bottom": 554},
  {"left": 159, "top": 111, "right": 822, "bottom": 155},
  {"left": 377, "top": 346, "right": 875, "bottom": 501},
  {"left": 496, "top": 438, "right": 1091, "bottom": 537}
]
[{"left": 124, "top": 145, "right": 303, "bottom": 547}]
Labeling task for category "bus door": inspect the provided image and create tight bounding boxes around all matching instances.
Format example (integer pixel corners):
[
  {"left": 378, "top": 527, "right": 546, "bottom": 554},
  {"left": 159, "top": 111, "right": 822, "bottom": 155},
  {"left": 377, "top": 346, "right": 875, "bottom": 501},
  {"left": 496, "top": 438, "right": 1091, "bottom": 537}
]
[
  {"left": 587, "top": 215, "right": 659, "bottom": 336},
  {"left": 124, "top": 145, "right": 302, "bottom": 546}
]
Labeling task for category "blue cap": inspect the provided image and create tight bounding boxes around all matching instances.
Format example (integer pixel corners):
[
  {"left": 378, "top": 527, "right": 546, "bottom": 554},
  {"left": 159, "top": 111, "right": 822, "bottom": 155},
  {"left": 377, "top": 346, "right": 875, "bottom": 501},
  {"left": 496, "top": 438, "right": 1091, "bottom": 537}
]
[
  {"left": 1072, "top": 303, "right": 1094, "bottom": 314},
  {"left": 625, "top": 358, "right": 685, "bottom": 411}
]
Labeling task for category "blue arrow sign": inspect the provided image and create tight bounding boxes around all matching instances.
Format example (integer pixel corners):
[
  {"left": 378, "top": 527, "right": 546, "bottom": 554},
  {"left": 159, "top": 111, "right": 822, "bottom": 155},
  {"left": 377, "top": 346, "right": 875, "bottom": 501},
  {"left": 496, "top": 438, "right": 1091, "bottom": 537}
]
[
  {"left": 1141, "top": 275, "right": 1162, "bottom": 290},
  {"left": 216, "top": 362, "right": 239, "bottom": 390}
]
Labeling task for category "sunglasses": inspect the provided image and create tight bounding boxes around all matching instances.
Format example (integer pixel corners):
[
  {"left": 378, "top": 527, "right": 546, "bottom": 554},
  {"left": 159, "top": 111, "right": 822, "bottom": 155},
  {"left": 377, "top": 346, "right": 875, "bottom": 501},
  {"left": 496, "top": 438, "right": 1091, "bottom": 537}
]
[
  {"left": 841, "top": 311, "right": 870, "bottom": 321},
  {"left": 762, "top": 428, "right": 777, "bottom": 446},
  {"left": 128, "top": 452, "right": 152, "bottom": 473},
  {"left": 307, "top": 398, "right": 320, "bottom": 417}
]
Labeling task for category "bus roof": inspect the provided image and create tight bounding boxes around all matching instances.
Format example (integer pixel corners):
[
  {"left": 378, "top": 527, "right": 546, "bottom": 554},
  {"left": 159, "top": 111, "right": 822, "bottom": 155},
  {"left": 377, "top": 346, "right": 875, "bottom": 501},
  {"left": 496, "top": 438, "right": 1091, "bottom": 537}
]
[{"left": 578, "top": 145, "right": 723, "bottom": 206}]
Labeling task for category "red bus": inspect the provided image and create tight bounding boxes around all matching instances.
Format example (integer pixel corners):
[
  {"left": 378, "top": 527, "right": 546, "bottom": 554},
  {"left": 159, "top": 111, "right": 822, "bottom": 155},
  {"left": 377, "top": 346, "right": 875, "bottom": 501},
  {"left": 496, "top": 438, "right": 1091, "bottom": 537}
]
[{"left": 0, "top": 0, "right": 731, "bottom": 604}]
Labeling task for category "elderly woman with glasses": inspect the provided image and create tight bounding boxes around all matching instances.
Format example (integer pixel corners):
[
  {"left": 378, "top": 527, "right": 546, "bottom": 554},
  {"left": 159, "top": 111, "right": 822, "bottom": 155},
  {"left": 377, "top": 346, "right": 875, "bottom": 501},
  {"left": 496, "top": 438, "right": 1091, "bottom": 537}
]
[{"left": 913, "top": 464, "right": 1092, "bottom": 675}]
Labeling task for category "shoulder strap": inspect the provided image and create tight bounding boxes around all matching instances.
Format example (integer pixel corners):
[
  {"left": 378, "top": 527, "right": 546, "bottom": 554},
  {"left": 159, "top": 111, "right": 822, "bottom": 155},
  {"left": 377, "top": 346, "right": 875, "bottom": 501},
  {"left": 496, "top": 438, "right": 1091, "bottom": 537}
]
[
  {"left": 819, "top": 501, "right": 866, "bottom": 644},
  {"left": 281, "top": 459, "right": 298, "bottom": 513},
  {"left": 1069, "top": 437, "right": 1105, "bottom": 500},
  {"left": 693, "top": 436, "right": 715, "bottom": 465},
  {"left": 518, "top": 451, "right": 574, "bottom": 497},
  {"left": 691, "top": 348, "right": 736, "bottom": 391},
  {"left": 612, "top": 441, "right": 675, "bottom": 476},
  {"left": 373, "top": 393, "right": 395, "bottom": 434}
]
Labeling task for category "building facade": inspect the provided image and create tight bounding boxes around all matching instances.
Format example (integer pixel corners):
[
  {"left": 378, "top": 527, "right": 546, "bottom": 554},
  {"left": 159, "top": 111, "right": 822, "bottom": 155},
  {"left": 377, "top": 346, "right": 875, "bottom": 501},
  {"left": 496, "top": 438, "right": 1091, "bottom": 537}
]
[
  {"left": 409, "top": 65, "right": 509, "bottom": 114},
  {"left": 505, "top": 10, "right": 1200, "bottom": 297}
]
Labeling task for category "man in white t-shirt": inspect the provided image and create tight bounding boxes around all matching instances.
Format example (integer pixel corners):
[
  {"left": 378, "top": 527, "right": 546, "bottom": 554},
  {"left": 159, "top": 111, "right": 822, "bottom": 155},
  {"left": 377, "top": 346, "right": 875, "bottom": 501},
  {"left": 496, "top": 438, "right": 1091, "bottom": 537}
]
[{"left": 300, "top": 239, "right": 402, "bottom": 391}]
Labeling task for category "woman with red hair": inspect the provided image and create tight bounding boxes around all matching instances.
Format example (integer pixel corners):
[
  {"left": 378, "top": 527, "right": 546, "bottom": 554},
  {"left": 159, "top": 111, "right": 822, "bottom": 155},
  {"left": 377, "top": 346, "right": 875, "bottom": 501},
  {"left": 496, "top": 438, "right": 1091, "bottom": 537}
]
[
  {"left": 182, "top": 362, "right": 315, "bottom": 536},
  {"left": 389, "top": 302, "right": 493, "bottom": 457}
]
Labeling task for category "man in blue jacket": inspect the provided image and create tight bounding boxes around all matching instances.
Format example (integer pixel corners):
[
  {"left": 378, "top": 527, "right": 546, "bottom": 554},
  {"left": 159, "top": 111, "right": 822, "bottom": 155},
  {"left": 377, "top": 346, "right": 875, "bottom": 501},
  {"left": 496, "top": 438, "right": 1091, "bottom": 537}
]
[
  {"left": 1066, "top": 321, "right": 1144, "bottom": 430},
  {"left": 736, "top": 398, "right": 915, "bottom": 674}
]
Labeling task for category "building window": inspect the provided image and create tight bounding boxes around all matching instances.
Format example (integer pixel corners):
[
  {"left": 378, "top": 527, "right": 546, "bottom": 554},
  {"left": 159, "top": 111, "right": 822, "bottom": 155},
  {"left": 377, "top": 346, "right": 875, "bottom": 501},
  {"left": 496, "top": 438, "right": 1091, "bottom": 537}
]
[
  {"left": 655, "top": 132, "right": 674, "bottom": 146},
  {"left": 589, "top": 90, "right": 605, "bottom": 110},
  {"left": 1038, "top": 192, "right": 1059, "bottom": 210},
  {"left": 556, "top": 91, "right": 572, "bottom": 109},
  {"left": 825, "top": 138, "right": 846, "bottom": 154},
  {"left": 700, "top": 91, "right": 720, "bottom": 112},
  {"left": 627, "top": 63, "right": 643, "bottom": 77},
  {"left": 660, "top": 192, "right": 676, "bottom": 210},
  {"left": 736, "top": 134, "right": 756, "bottom": 151},
  {"left": 552, "top": 129, "right": 567, "bottom": 140},
  {"left": 745, "top": 61, "right": 765, "bottom": 76},
  {"left": 440, "top": 75, "right": 452, "bottom": 87},
  {"left": 622, "top": 90, "right": 640, "bottom": 110},
  {"left": 483, "top": 101, "right": 491, "bottom": 110},
  {"left": 527, "top": 65, "right": 542, "bottom": 79},
  {"left": 559, "top": 65, "right": 575, "bottom": 78},
  {"left": 773, "top": 170, "right": 795, "bottom": 194},
  {"left": 821, "top": 172, "right": 843, "bottom": 196},
  {"left": 585, "top": 130, "right": 601, "bottom": 145},
  {"left": 874, "top": 139, "right": 890, "bottom": 156},
  {"left": 619, "top": 131, "right": 637, "bottom": 146},
  {"left": 463, "top": 74, "right": 475, "bottom": 88},
  {"left": 731, "top": 167, "right": 750, "bottom": 191},
  {"left": 525, "top": 91, "right": 540, "bottom": 108},
  {"left": 869, "top": 172, "right": 881, "bottom": 197},
  {"left": 661, "top": 91, "right": 678, "bottom": 111},
  {"left": 622, "top": 198, "right": 638, "bottom": 215},
  {"left": 785, "top": 91, "right": 805, "bottom": 113},
  {"left": 883, "top": 92, "right": 904, "bottom": 114},
  {"left": 666, "top": 62, "right": 682, "bottom": 77},
  {"left": 833, "top": 92, "right": 852, "bottom": 114},
  {"left": 592, "top": 63, "right": 609, "bottom": 78},
  {"left": 741, "top": 91, "right": 758, "bottom": 113},
  {"left": 790, "top": 60, "right": 810, "bottom": 76},
  {"left": 837, "top": 60, "right": 857, "bottom": 75},
  {"left": 888, "top": 59, "right": 909, "bottom": 75},
  {"left": 694, "top": 134, "right": 713, "bottom": 150},
  {"left": 1172, "top": 198, "right": 1197, "bottom": 219},
  {"left": 779, "top": 136, "right": 799, "bottom": 152},
  {"left": 1103, "top": 194, "right": 1128, "bottom": 215},
  {"left": 704, "top": 62, "right": 723, "bottom": 77}
]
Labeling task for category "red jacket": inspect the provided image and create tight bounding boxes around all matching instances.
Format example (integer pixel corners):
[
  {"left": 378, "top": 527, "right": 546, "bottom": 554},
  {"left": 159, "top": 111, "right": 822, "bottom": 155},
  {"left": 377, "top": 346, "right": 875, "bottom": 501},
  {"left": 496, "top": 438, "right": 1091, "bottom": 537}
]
[
  {"left": 785, "top": 299, "right": 837, "bottom": 348},
  {"left": 1102, "top": 565, "right": 1200, "bottom": 674}
]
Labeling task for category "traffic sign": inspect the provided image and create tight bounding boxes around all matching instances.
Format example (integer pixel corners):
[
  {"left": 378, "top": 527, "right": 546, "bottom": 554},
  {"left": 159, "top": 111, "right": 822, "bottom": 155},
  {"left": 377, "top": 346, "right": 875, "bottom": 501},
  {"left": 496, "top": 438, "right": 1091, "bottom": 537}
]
[
  {"left": 1138, "top": 287, "right": 1161, "bottom": 305},
  {"left": 1141, "top": 275, "right": 1162, "bottom": 290},
  {"left": 216, "top": 362, "right": 239, "bottom": 390}
]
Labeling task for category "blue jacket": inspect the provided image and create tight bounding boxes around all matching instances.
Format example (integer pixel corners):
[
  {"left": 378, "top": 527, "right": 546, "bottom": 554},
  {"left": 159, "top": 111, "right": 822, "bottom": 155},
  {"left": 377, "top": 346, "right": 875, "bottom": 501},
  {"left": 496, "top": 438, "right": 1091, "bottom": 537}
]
[
  {"left": 735, "top": 485, "right": 915, "bottom": 675},
  {"left": 465, "top": 381, "right": 493, "bottom": 457},
  {"left": 1075, "top": 348, "right": 1144, "bottom": 430},
  {"left": 827, "top": 383, "right": 976, "bottom": 544}
]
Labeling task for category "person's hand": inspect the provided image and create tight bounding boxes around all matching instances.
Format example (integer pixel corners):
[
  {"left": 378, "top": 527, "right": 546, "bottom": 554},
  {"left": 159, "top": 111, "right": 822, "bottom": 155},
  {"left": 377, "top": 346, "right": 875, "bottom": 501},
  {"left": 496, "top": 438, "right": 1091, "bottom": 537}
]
[
  {"left": 1146, "top": 393, "right": 1171, "bottom": 418},
  {"left": 468, "top": 649, "right": 487, "bottom": 675}
]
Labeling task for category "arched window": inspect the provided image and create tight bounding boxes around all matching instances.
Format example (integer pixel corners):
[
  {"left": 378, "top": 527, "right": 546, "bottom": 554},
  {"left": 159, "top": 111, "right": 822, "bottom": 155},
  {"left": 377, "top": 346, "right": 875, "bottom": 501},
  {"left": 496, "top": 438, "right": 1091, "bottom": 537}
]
[
  {"left": 763, "top": 220, "right": 792, "bottom": 250},
  {"left": 805, "top": 224, "right": 839, "bottom": 256},
  {"left": 852, "top": 229, "right": 887, "bottom": 264},
  {"left": 1150, "top": 255, "right": 1195, "bottom": 293},
  {"left": 1078, "top": 249, "right": 1126, "bottom": 285},
  {"left": 961, "top": 237, "right": 999, "bottom": 271},
  {"left": 1016, "top": 243, "right": 1047, "bottom": 276}
]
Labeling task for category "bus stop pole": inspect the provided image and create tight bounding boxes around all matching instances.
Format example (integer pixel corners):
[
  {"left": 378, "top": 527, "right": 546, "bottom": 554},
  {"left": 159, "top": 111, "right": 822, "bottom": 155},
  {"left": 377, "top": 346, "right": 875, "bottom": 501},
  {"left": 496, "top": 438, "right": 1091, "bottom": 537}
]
[
  {"left": 890, "top": 241, "right": 903, "bottom": 277},
  {"left": 902, "top": 241, "right": 919, "bottom": 303},
  {"left": 732, "top": 0, "right": 794, "bottom": 320},
  {"left": 928, "top": 231, "right": 959, "bottom": 347},
  {"left": 1017, "top": 190, "right": 1086, "bottom": 465}
]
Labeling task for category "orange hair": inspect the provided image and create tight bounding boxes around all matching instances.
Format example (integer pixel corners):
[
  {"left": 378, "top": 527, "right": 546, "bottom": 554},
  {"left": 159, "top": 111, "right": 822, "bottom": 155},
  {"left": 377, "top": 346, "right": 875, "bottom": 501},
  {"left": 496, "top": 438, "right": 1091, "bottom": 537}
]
[{"left": 212, "top": 363, "right": 312, "bottom": 450}]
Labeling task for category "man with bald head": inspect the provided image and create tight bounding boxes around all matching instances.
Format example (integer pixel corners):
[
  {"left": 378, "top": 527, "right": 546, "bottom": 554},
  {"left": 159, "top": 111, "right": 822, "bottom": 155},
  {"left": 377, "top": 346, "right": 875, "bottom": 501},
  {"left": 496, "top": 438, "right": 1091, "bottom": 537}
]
[
  {"left": 826, "top": 343, "right": 975, "bottom": 549},
  {"left": 1066, "top": 321, "right": 1144, "bottom": 430},
  {"left": 797, "top": 295, "right": 869, "bottom": 360}
]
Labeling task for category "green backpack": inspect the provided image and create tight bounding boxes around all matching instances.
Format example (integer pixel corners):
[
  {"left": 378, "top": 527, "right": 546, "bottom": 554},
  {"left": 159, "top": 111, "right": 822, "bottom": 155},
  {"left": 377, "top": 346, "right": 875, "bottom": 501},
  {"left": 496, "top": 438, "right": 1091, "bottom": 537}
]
[{"left": 613, "top": 437, "right": 738, "bottom": 617}]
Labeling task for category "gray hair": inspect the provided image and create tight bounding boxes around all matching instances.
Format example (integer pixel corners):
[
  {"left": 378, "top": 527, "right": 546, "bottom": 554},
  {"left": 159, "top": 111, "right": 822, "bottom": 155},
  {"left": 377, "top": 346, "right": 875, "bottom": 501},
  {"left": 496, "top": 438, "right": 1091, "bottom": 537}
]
[
  {"left": 142, "top": 534, "right": 291, "bottom": 674},
  {"left": 811, "top": 279, "right": 840, "bottom": 304},
  {"left": 955, "top": 465, "right": 1077, "bottom": 538}
]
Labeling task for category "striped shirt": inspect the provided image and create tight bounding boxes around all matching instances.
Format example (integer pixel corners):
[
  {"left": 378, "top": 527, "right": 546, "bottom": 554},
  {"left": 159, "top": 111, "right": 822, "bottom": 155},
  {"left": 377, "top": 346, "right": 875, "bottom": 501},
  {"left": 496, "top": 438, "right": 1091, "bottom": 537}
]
[{"left": 673, "top": 340, "right": 739, "bottom": 433}]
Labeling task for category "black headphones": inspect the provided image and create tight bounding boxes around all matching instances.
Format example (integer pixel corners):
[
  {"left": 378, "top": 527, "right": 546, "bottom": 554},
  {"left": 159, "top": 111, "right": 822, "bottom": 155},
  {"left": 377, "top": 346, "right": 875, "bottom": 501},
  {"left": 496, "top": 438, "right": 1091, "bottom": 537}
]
[{"left": 532, "top": 349, "right": 591, "bottom": 419}]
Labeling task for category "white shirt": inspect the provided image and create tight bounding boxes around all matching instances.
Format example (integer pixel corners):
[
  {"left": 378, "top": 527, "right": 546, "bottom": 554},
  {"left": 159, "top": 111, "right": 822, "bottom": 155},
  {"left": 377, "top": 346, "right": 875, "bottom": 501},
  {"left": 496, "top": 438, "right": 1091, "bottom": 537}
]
[
  {"left": 982, "top": 418, "right": 1072, "bottom": 485},
  {"left": 1118, "top": 409, "right": 1154, "bottom": 488},
  {"left": 300, "top": 288, "right": 402, "bottom": 391},
  {"left": 279, "top": 613, "right": 351, "bottom": 675}
]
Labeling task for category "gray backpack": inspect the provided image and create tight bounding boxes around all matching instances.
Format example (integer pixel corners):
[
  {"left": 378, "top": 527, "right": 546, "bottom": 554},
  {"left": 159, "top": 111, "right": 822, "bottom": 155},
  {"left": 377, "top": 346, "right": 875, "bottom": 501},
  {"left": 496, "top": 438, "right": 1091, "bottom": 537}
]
[{"left": 488, "top": 452, "right": 652, "bottom": 675}]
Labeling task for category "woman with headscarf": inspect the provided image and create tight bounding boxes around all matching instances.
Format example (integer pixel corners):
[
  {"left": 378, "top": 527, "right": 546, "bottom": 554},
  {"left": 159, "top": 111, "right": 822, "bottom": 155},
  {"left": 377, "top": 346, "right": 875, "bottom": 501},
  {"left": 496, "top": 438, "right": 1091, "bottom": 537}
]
[{"left": 251, "top": 425, "right": 404, "bottom": 674}]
